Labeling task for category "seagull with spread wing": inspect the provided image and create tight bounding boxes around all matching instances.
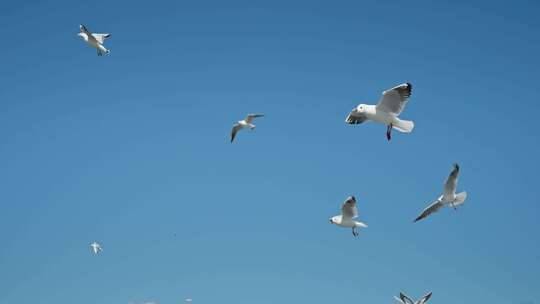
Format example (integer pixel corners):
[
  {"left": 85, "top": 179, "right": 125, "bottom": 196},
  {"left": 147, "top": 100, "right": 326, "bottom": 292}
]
[
  {"left": 394, "top": 292, "right": 432, "bottom": 304},
  {"left": 329, "top": 196, "right": 367, "bottom": 237},
  {"left": 90, "top": 241, "right": 102, "bottom": 254},
  {"left": 414, "top": 164, "right": 468, "bottom": 222},
  {"left": 345, "top": 83, "right": 414, "bottom": 141},
  {"left": 230, "top": 114, "right": 264, "bottom": 142},
  {"left": 78, "top": 24, "right": 111, "bottom": 56}
]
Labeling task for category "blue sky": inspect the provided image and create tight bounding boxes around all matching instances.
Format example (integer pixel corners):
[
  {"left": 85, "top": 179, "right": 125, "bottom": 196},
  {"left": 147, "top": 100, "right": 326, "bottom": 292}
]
[{"left": 0, "top": 0, "right": 539, "bottom": 303}]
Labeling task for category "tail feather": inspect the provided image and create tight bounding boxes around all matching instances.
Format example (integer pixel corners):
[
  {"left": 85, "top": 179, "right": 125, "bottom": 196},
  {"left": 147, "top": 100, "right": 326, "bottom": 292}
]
[
  {"left": 393, "top": 119, "right": 414, "bottom": 133},
  {"left": 355, "top": 221, "right": 368, "bottom": 228}
]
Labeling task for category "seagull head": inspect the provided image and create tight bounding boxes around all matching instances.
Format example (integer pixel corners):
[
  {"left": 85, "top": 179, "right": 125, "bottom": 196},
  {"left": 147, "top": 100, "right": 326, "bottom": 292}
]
[{"left": 354, "top": 104, "right": 367, "bottom": 113}]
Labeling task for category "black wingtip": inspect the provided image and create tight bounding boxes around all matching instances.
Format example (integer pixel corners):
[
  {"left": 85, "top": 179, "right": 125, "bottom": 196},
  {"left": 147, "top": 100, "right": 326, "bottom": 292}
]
[{"left": 407, "top": 82, "right": 413, "bottom": 95}]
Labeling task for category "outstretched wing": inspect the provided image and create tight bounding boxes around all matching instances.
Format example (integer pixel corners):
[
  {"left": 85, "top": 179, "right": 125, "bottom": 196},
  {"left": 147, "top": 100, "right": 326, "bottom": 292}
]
[
  {"left": 399, "top": 293, "right": 415, "bottom": 304},
  {"left": 80, "top": 24, "right": 98, "bottom": 43},
  {"left": 245, "top": 113, "right": 264, "bottom": 124},
  {"left": 230, "top": 124, "right": 242, "bottom": 143},
  {"left": 415, "top": 292, "right": 432, "bottom": 304},
  {"left": 80, "top": 24, "right": 91, "bottom": 35},
  {"left": 345, "top": 110, "right": 367, "bottom": 125},
  {"left": 414, "top": 196, "right": 444, "bottom": 222},
  {"left": 340, "top": 196, "right": 358, "bottom": 219},
  {"left": 444, "top": 163, "right": 459, "bottom": 197},
  {"left": 376, "top": 83, "right": 412, "bottom": 115},
  {"left": 92, "top": 33, "right": 111, "bottom": 44}
]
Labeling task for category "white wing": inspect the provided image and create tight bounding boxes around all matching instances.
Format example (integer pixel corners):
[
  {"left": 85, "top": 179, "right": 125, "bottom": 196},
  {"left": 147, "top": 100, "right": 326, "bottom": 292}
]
[
  {"left": 444, "top": 164, "right": 459, "bottom": 197},
  {"left": 394, "top": 296, "right": 405, "bottom": 303},
  {"left": 245, "top": 113, "right": 264, "bottom": 123},
  {"left": 79, "top": 24, "right": 91, "bottom": 35},
  {"left": 91, "top": 242, "right": 102, "bottom": 254},
  {"left": 230, "top": 124, "right": 243, "bottom": 142},
  {"left": 92, "top": 33, "right": 111, "bottom": 44},
  {"left": 80, "top": 24, "right": 97, "bottom": 42},
  {"left": 340, "top": 196, "right": 358, "bottom": 219},
  {"left": 376, "top": 83, "right": 412, "bottom": 115},
  {"left": 414, "top": 196, "right": 444, "bottom": 222},
  {"left": 415, "top": 292, "right": 432, "bottom": 304}
]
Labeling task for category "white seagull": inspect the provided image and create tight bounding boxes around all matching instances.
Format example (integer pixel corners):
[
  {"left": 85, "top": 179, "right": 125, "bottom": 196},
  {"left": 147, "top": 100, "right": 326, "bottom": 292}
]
[
  {"left": 329, "top": 196, "right": 367, "bottom": 237},
  {"left": 230, "top": 114, "right": 264, "bottom": 142},
  {"left": 78, "top": 24, "right": 111, "bottom": 56},
  {"left": 414, "top": 163, "right": 468, "bottom": 222},
  {"left": 90, "top": 241, "right": 102, "bottom": 254},
  {"left": 394, "top": 292, "right": 432, "bottom": 304},
  {"left": 345, "top": 83, "right": 414, "bottom": 141}
]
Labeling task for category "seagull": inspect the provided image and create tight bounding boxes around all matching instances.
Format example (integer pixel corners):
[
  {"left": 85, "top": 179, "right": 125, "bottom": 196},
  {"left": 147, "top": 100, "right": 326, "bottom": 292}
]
[
  {"left": 230, "top": 114, "right": 264, "bottom": 142},
  {"left": 414, "top": 164, "right": 468, "bottom": 222},
  {"left": 345, "top": 83, "right": 414, "bottom": 141},
  {"left": 78, "top": 24, "right": 111, "bottom": 56},
  {"left": 394, "top": 292, "right": 432, "bottom": 304},
  {"left": 329, "top": 196, "right": 367, "bottom": 237},
  {"left": 90, "top": 242, "right": 102, "bottom": 254}
]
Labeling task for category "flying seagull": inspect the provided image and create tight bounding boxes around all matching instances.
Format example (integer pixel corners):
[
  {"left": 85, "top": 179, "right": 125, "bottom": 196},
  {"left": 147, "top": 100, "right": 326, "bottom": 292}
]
[
  {"left": 90, "top": 242, "right": 102, "bottom": 254},
  {"left": 329, "top": 196, "right": 367, "bottom": 237},
  {"left": 394, "top": 292, "right": 432, "bottom": 304},
  {"left": 78, "top": 24, "right": 111, "bottom": 56},
  {"left": 414, "top": 164, "right": 468, "bottom": 222},
  {"left": 230, "top": 114, "right": 264, "bottom": 142},
  {"left": 345, "top": 83, "right": 414, "bottom": 141}
]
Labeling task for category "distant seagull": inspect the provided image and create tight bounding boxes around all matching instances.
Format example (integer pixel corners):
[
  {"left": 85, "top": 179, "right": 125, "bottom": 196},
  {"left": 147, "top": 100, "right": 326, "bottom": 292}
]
[
  {"left": 414, "top": 164, "right": 468, "bottom": 222},
  {"left": 230, "top": 114, "right": 264, "bottom": 142},
  {"left": 78, "top": 24, "right": 111, "bottom": 56},
  {"left": 90, "top": 242, "right": 102, "bottom": 254},
  {"left": 394, "top": 292, "right": 432, "bottom": 304},
  {"left": 185, "top": 299, "right": 192, "bottom": 303},
  {"left": 345, "top": 83, "right": 414, "bottom": 141},
  {"left": 329, "top": 196, "right": 367, "bottom": 237}
]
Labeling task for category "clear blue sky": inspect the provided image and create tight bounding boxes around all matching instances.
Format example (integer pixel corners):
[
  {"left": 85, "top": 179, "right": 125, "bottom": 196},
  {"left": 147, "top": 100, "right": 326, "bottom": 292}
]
[{"left": 0, "top": 0, "right": 539, "bottom": 303}]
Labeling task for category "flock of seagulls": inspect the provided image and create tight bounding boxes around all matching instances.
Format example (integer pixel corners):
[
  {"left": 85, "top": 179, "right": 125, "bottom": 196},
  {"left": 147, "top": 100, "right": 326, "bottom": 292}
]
[{"left": 79, "top": 24, "right": 469, "bottom": 303}]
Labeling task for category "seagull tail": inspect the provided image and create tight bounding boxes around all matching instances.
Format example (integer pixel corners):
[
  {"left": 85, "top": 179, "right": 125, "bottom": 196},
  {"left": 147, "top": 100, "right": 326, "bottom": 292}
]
[
  {"left": 355, "top": 221, "right": 368, "bottom": 228},
  {"left": 392, "top": 118, "right": 414, "bottom": 133},
  {"left": 453, "top": 191, "right": 467, "bottom": 207}
]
